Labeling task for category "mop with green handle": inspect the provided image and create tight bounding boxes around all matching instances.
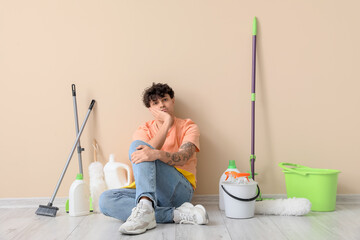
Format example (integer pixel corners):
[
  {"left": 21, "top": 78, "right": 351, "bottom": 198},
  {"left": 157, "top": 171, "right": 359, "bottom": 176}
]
[
  {"left": 249, "top": 17, "right": 312, "bottom": 215},
  {"left": 250, "top": 17, "right": 257, "bottom": 183},
  {"left": 249, "top": 17, "right": 262, "bottom": 201}
]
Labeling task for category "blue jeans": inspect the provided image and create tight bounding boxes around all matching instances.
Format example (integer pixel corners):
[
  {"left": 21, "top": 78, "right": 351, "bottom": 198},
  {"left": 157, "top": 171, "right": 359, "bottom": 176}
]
[{"left": 99, "top": 140, "right": 194, "bottom": 223}]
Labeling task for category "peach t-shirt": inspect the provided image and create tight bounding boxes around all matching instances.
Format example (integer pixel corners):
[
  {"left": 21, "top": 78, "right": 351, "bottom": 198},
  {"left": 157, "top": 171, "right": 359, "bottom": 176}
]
[{"left": 132, "top": 117, "right": 200, "bottom": 189}]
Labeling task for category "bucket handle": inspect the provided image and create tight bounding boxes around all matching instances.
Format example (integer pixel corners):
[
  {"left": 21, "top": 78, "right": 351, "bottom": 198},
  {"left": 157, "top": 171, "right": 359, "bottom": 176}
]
[
  {"left": 278, "top": 163, "right": 309, "bottom": 176},
  {"left": 221, "top": 185, "right": 260, "bottom": 202}
]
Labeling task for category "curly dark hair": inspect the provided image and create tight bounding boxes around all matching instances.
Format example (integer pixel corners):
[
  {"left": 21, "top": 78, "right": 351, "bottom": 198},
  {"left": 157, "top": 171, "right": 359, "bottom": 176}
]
[{"left": 142, "top": 83, "right": 175, "bottom": 108}]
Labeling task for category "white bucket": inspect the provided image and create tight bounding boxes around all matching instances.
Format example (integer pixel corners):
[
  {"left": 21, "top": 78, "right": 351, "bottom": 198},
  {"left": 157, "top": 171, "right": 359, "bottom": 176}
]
[{"left": 221, "top": 181, "right": 259, "bottom": 218}]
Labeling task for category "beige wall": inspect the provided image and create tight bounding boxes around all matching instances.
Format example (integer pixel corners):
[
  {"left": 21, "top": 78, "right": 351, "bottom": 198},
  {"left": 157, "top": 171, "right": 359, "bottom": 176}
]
[{"left": 1, "top": 0, "right": 359, "bottom": 198}]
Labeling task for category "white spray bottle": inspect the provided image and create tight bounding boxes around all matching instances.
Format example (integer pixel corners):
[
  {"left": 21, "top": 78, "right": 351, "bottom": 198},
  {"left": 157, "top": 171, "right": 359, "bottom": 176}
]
[
  {"left": 69, "top": 173, "right": 90, "bottom": 216},
  {"left": 219, "top": 160, "right": 240, "bottom": 210},
  {"left": 103, "top": 154, "right": 131, "bottom": 189}
]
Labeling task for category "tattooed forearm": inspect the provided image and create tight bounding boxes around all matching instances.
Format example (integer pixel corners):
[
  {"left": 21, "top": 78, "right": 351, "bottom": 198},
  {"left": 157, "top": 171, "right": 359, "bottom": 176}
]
[
  {"left": 164, "top": 142, "right": 196, "bottom": 166},
  {"left": 172, "top": 153, "right": 182, "bottom": 162}
]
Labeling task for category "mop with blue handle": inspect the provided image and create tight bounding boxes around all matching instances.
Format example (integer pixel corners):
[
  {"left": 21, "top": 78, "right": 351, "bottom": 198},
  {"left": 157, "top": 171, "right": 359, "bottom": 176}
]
[{"left": 250, "top": 17, "right": 311, "bottom": 216}]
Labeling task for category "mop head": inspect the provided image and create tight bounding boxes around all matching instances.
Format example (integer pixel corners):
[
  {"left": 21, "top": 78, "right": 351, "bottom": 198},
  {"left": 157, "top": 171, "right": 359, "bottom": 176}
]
[
  {"left": 255, "top": 198, "right": 311, "bottom": 216},
  {"left": 89, "top": 161, "right": 107, "bottom": 213}
]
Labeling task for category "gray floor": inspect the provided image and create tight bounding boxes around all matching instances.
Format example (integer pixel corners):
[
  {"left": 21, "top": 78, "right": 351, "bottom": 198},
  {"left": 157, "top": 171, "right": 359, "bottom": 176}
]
[{"left": 1, "top": 199, "right": 360, "bottom": 240}]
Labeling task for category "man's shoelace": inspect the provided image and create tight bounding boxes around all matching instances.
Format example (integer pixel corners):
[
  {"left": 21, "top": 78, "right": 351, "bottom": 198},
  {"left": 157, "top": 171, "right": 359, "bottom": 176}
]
[
  {"left": 179, "top": 213, "right": 196, "bottom": 224},
  {"left": 128, "top": 206, "right": 147, "bottom": 222}
]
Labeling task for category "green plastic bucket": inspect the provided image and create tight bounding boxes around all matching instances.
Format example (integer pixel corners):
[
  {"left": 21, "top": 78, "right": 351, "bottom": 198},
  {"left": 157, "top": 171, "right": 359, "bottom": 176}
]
[{"left": 279, "top": 163, "right": 340, "bottom": 212}]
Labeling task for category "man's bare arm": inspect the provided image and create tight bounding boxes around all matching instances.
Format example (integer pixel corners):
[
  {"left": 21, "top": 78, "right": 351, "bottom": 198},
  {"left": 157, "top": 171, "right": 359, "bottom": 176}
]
[
  {"left": 148, "top": 118, "right": 173, "bottom": 150},
  {"left": 147, "top": 108, "right": 174, "bottom": 150},
  {"left": 157, "top": 142, "right": 196, "bottom": 166}
]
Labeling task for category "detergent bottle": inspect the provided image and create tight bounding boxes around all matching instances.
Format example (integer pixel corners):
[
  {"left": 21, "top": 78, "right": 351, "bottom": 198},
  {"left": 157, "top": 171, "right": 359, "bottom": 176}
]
[
  {"left": 219, "top": 160, "right": 240, "bottom": 210},
  {"left": 69, "top": 173, "right": 90, "bottom": 216},
  {"left": 103, "top": 154, "right": 131, "bottom": 189}
]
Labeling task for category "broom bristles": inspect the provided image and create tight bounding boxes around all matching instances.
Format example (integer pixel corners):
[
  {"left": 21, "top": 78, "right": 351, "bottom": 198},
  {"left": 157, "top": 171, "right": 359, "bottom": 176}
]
[{"left": 35, "top": 204, "right": 59, "bottom": 217}]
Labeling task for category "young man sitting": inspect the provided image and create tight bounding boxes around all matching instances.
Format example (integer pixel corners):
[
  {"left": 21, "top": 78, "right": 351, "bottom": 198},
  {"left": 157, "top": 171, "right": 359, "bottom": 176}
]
[{"left": 99, "top": 83, "right": 209, "bottom": 235}]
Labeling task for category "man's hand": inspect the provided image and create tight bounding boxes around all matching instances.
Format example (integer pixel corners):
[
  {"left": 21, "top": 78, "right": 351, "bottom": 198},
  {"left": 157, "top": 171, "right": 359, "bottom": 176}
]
[
  {"left": 131, "top": 145, "right": 158, "bottom": 164},
  {"left": 149, "top": 108, "right": 173, "bottom": 125}
]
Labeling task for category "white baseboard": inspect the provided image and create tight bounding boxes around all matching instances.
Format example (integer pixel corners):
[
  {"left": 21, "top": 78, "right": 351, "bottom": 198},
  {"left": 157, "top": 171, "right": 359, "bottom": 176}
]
[
  {"left": 1, "top": 194, "right": 359, "bottom": 208},
  {"left": 0, "top": 197, "right": 68, "bottom": 209},
  {"left": 192, "top": 194, "right": 360, "bottom": 205}
]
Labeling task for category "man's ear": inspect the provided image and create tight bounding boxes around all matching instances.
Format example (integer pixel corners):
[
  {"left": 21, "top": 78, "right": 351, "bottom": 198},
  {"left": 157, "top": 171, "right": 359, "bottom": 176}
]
[{"left": 172, "top": 97, "right": 175, "bottom": 104}]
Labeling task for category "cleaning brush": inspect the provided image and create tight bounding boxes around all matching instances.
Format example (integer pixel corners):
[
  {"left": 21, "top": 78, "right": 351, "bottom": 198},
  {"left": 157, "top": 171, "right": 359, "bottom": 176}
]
[
  {"left": 89, "top": 140, "right": 107, "bottom": 213},
  {"left": 35, "top": 203, "right": 59, "bottom": 217}
]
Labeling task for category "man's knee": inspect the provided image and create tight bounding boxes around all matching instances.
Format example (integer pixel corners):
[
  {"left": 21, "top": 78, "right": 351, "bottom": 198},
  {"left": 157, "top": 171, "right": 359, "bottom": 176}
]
[
  {"left": 98, "top": 190, "right": 112, "bottom": 215},
  {"left": 128, "top": 140, "right": 154, "bottom": 159}
]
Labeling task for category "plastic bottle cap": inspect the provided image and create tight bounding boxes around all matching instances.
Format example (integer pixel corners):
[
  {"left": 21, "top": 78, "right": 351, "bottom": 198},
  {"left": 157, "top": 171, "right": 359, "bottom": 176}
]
[
  {"left": 76, "top": 173, "right": 83, "bottom": 180},
  {"left": 228, "top": 160, "right": 237, "bottom": 169}
]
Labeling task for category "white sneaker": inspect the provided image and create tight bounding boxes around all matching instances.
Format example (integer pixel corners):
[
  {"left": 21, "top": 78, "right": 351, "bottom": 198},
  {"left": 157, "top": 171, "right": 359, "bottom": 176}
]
[
  {"left": 174, "top": 203, "right": 209, "bottom": 225},
  {"left": 119, "top": 202, "right": 156, "bottom": 235}
]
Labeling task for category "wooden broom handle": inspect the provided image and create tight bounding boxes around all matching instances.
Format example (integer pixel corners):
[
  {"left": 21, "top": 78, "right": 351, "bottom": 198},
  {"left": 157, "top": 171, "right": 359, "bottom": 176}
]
[{"left": 92, "top": 139, "right": 98, "bottom": 162}]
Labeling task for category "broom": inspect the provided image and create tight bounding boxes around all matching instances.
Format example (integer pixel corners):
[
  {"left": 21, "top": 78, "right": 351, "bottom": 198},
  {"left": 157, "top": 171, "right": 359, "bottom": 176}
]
[{"left": 35, "top": 100, "right": 95, "bottom": 217}]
